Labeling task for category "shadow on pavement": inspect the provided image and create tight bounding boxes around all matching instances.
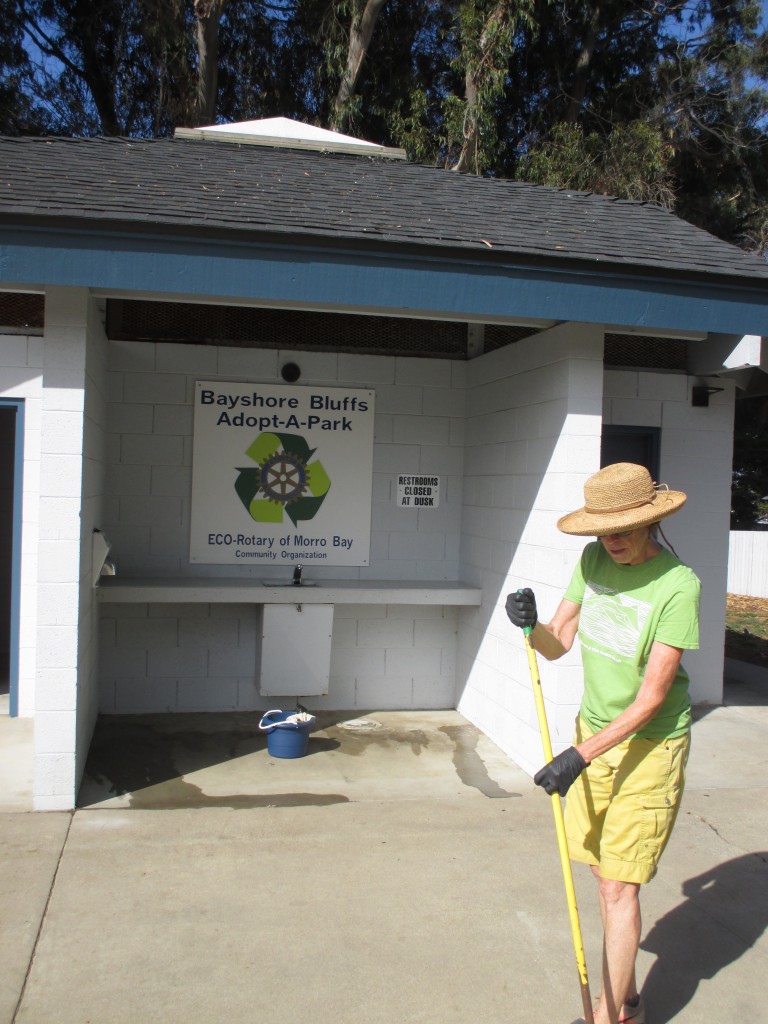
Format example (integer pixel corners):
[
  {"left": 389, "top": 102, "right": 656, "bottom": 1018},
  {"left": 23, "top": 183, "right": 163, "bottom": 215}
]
[
  {"left": 77, "top": 709, "right": 519, "bottom": 810},
  {"left": 78, "top": 710, "right": 344, "bottom": 809},
  {"left": 641, "top": 852, "right": 768, "bottom": 1022}
]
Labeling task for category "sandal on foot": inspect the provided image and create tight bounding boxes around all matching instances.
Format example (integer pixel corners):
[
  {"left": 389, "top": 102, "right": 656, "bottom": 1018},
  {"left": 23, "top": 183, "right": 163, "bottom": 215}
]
[{"left": 619, "top": 995, "right": 645, "bottom": 1024}]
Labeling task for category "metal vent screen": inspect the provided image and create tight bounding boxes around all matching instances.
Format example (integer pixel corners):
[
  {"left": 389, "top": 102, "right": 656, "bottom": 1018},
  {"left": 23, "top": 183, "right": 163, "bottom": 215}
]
[
  {"left": 0, "top": 293, "right": 44, "bottom": 334},
  {"left": 1, "top": 295, "right": 682, "bottom": 367},
  {"left": 107, "top": 300, "right": 473, "bottom": 359},
  {"left": 605, "top": 334, "right": 686, "bottom": 370},
  {"left": 484, "top": 324, "right": 540, "bottom": 351}
]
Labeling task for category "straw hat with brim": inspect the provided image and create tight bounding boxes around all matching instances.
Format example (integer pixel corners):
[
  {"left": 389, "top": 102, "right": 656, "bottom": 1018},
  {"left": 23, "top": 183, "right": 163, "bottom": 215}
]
[{"left": 557, "top": 463, "right": 687, "bottom": 537}]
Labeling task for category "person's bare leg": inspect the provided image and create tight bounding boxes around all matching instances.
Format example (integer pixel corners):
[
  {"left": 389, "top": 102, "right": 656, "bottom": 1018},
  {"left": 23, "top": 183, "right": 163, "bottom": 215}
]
[{"left": 589, "top": 866, "right": 641, "bottom": 1024}]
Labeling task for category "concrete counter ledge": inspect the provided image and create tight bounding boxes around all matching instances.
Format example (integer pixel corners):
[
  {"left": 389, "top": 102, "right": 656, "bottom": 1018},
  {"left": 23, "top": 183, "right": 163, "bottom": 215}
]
[{"left": 96, "top": 578, "right": 483, "bottom": 606}]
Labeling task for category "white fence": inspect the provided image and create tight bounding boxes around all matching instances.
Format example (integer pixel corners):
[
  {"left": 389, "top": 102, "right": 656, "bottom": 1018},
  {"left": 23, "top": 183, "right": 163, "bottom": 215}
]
[{"left": 728, "top": 531, "right": 768, "bottom": 599}]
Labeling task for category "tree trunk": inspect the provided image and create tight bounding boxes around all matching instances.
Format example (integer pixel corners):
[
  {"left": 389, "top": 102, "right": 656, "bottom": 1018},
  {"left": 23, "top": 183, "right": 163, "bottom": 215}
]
[
  {"left": 453, "top": 71, "right": 480, "bottom": 173},
  {"left": 141, "top": 0, "right": 197, "bottom": 129},
  {"left": 194, "top": 0, "right": 227, "bottom": 126},
  {"left": 564, "top": 2, "right": 602, "bottom": 124},
  {"left": 453, "top": 2, "right": 508, "bottom": 174},
  {"left": 332, "top": 0, "right": 388, "bottom": 133}
]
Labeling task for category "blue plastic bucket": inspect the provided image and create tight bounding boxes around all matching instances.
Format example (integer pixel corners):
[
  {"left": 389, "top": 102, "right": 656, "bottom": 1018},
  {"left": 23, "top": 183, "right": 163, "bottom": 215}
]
[{"left": 259, "top": 710, "right": 312, "bottom": 759}]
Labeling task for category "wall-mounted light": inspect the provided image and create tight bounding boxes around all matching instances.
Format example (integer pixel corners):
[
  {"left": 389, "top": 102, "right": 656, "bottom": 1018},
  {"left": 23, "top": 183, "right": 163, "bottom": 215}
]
[
  {"left": 691, "top": 385, "right": 724, "bottom": 408},
  {"left": 281, "top": 362, "right": 301, "bottom": 383}
]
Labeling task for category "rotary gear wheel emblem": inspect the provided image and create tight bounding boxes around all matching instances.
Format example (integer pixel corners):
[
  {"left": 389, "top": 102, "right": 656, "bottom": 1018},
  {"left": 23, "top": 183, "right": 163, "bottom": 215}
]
[
  {"left": 234, "top": 431, "right": 331, "bottom": 526},
  {"left": 260, "top": 452, "right": 308, "bottom": 504}
]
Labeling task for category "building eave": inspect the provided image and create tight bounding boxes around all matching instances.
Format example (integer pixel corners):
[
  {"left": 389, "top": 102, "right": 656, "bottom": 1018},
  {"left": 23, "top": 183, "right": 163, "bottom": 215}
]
[{"left": 2, "top": 218, "right": 767, "bottom": 336}]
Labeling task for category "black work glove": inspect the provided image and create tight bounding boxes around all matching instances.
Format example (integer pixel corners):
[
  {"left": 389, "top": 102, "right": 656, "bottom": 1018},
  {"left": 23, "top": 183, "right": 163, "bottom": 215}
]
[
  {"left": 534, "top": 747, "right": 588, "bottom": 797},
  {"left": 505, "top": 588, "right": 538, "bottom": 630}
]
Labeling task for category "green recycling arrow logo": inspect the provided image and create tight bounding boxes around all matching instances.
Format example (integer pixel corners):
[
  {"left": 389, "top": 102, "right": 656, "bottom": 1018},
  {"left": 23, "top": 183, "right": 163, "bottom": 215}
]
[{"left": 235, "top": 432, "right": 331, "bottom": 526}]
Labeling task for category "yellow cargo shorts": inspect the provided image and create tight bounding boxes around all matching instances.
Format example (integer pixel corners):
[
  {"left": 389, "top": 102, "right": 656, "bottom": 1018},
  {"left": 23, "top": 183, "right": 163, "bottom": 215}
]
[{"left": 564, "top": 717, "right": 690, "bottom": 884}]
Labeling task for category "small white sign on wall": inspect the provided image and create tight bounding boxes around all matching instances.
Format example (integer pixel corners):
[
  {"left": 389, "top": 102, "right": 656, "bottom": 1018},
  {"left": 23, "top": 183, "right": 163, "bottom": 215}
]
[
  {"left": 396, "top": 474, "right": 440, "bottom": 508},
  {"left": 190, "top": 381, "right": 375, "bottom": 566}
]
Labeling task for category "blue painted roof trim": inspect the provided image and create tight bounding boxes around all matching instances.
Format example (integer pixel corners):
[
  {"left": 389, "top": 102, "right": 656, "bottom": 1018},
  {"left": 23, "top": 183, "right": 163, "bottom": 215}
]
[{"left": 2, "top": 224, "right": 767, "bottom": 334}]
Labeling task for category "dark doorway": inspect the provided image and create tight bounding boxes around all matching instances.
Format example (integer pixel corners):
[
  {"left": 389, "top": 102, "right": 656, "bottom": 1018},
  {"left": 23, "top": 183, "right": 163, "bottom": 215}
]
[
  {"left": 0, "top": 401, "right": 23, "bottom": 715},
  {"left": 601, "top": 425, "right": 661, "bottom": 481}
]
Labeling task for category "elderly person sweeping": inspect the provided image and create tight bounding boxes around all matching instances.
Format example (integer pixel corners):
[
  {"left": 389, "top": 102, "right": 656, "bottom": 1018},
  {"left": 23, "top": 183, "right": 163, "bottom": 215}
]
[{"left": 506, "top": 463, "right": 700, "bottom": 1024}]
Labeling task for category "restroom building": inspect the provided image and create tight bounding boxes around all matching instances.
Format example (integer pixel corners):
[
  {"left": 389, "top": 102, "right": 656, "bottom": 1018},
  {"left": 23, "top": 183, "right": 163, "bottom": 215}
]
[{"left": 1, "top": 122, "right": 767, "bottom": 810}]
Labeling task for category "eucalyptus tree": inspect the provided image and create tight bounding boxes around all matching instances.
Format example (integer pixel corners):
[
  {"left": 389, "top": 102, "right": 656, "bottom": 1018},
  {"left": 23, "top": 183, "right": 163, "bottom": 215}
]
[
  {"left": 328, "top": 0, "right": 387, "bottom": 132},
  {"left": 0, "top": 2, "right": 48, "bottom": 133},
  {"left": 4, "top": 0, "right": 767, "bottom": 250},
  {"left": 14, "top": 0, "right": 279, "bottom": 134},
  {"left": 19, "top": 0, "right": 155, "bottom": 134},
  {"left": 517, "top": 0, "right": 768, "bottom": 251}
]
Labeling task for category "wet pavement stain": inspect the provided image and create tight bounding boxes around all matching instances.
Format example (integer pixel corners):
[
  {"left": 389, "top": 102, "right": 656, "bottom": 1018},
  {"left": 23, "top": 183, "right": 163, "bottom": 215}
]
[
  {"left": 323, "top": 725, "right": 430, "bottom": 757},
  {"left": 128, "top": 782, "right": 349, "bottom": 811},
  {"left": 79, "top": 715, "right": 348, "bottom": 810},
  {"left": 440, "top": 725, "right": 520, "bottom": 799},
  {"left": 77, "top": 711, "right": 519, "bottom": 808}
]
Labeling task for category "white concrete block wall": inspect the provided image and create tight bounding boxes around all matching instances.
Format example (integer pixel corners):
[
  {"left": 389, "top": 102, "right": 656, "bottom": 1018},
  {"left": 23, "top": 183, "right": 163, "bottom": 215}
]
[
  {"left": 34, "top": 287, "right": 89, "bottom": 808},
  {"left": 100, "top": 603, "right": 256, "bottom": 712},
  {"left": 102, "top": 339, "right": 465, "bottom": 712},
  {"left": 105, "top": 341, "right": 465, "bottom": 581},
  {"left": 99, "top": 601, "right": 458, "bottom": 712},
  {"left": 0, "top": 329, "right": 43, "bottom": 718},
  {"left": 457, "top": 324, "right": 604, "bottom": 775},
  {"left": 604, "top": 368, "right": 735, "bottom": 704},
  {"left": 324, "top": 603, "right": 458, "bottom": 709},
  {"left": 75, "top": 297, "right": 108, "bottom": 793}
]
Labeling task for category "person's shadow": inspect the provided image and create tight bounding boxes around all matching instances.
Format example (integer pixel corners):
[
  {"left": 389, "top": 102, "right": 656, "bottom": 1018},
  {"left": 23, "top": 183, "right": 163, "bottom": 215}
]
[{"left": 640, "top": 853, "right": 768, "bottom": 1020}]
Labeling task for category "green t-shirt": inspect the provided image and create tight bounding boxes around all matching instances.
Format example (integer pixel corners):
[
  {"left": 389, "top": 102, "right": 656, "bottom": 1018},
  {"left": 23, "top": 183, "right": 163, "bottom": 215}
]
[{"left": 564, "top": 542, "right": 700, "bottom": 739}]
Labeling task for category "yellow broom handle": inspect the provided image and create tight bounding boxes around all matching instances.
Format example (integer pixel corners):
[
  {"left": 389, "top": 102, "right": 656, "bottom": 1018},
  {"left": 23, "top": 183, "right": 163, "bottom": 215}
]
[{"left": 524, "top": 628, "right": 595, "bottom": 1024}]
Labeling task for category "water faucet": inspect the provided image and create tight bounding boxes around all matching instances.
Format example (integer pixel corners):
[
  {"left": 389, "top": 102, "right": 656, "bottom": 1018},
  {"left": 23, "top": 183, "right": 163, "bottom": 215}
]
[{"left": 293, "top": 563, "right": 302, "bottom": 585}]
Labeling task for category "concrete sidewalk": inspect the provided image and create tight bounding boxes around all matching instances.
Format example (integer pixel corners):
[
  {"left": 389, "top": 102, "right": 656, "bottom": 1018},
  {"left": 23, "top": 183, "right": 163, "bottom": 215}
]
[{"left": 1, "top": 681, "right": 766, "bottom": 1024}]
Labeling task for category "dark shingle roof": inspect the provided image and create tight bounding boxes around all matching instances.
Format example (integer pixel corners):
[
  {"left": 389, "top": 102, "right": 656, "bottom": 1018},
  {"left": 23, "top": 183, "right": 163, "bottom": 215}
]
[{"left": 2, "top": 135, "right": 767, "bottom": 282}]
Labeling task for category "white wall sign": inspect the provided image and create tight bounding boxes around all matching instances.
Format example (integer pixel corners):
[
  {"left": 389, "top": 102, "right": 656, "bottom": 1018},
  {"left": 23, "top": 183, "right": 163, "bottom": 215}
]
[
  {"left": 190, "top": 381, "right": 375, "bottom": 566},
  {"left": 396, "top": 474, "right": 440, "bottom": 508}
]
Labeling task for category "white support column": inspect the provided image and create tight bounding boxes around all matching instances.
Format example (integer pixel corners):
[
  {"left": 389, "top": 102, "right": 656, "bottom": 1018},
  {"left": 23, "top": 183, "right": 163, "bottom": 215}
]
[
  {"left": 34, "top": 286, "right": 89, "bottom": 810},
  {"left": 457, "top": 323, "right": 604, "bottom": 775}
]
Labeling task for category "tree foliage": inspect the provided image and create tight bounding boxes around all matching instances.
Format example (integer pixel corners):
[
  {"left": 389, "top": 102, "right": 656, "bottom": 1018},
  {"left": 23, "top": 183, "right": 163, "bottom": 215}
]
[
  {"left": 519, "top": 121, "right": 676, "bottom": 207},
  {"left": 731, "top": 394, "right": 768, "bottom": 528},
  {"left": 3, "top": 0, "right": 768, "bottom": 252}
]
